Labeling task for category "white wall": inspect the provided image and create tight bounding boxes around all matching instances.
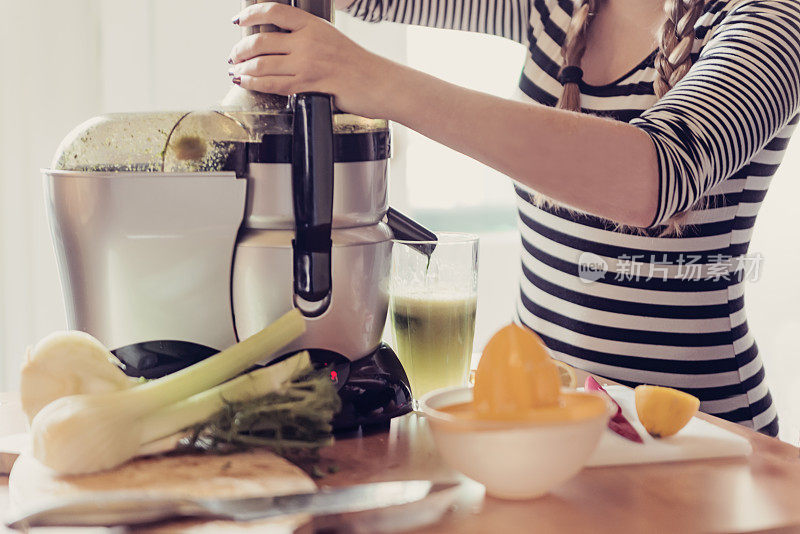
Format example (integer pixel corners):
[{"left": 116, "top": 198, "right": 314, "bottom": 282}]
[
  {"left": 0, "top": 1, "right": 103, "bottom": 392},
  {"left": 0, "top": 1, "right": 242, "bottom": 391},
  {"left": 0, "top": 2, "right": 797, "bottom": 442},
  {"left": 746, "top": 143, "right": 800, "bottom": 444}
]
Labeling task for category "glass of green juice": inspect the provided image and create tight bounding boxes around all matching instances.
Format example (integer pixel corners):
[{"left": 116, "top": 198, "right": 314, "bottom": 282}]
[{"left": 390, "top": 233, "right": 479, "bottom": 409}]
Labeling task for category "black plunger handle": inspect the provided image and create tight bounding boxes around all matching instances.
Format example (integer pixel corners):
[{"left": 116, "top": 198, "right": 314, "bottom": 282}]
[{"left": 292, "top": 93, "right": 334, "bottom": 317}]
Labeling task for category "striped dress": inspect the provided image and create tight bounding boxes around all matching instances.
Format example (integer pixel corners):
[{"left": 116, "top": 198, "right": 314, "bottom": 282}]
[{"left": 346, "top": 0, "right": 800, "bottom": 435}]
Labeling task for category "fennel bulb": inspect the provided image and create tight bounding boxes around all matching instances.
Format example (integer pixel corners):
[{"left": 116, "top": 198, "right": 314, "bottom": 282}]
[
  {"left": 31, "top": 351, "right": 313, "bottom": 475},
  {"left": 20, "top": 331, "right": 134, "bottom": 424},
  {"left": 31, "top": 392, "right": 144, "bottom": 474},
  {"left": 31, "top": 309, "right": 306, "bottom": 474}
]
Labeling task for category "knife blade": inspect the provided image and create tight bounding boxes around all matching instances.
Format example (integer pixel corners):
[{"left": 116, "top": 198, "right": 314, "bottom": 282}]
[
  {"left": 585, "top": 376, "right": 644, "bottom": 444},
  {"left": 5, "top": 480, "right": 459, "bottom": 530}
]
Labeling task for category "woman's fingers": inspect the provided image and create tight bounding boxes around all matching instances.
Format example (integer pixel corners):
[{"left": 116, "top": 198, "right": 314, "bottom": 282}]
[
  {"left": 226, "top": 1, "right": 393, "bottom": 117},
  {"left": 229, "top": 32, "right": 292, "bottom": 63},
  {"left": 231, "top": 54, "right": 294, "bottom": 77},
  {"left": 234, "top": 3, "right": 312, "bottom": 32},
  {"left": 233, "top": 74, "right": 300, "bottom": 96}
]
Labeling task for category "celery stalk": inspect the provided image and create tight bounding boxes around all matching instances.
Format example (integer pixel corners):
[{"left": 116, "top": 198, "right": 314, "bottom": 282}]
[
  {"left": 140, "top": 352, "right": 311, "bottom": 444},
  {"left": 122, "top": 309, "right": 305, "bottom": 412}
]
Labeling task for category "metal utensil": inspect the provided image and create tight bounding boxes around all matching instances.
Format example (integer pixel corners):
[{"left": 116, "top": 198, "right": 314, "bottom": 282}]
[
  {"left": 5, "top": 480, "right": 459, "bottom": 530},
  {"left": 585, "top": 376, "right": 644, "bottom": 444}
]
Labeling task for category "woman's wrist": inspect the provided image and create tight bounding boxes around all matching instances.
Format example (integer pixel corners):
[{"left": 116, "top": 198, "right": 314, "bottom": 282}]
[{"left": 341, "top": 53, "right": 418, "bottom": 121}]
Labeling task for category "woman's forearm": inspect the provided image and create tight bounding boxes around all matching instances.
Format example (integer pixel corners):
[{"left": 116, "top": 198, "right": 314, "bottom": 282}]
[{"left": 381, "top": 63, "right": 660, "bottom": 227}]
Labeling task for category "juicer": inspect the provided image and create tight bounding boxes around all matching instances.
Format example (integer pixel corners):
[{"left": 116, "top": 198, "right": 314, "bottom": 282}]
[{"left": 43, "top": 0, "right": 432, "bottom": 430}]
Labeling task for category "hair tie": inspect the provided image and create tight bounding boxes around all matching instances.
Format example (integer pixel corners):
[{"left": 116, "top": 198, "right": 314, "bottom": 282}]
[{"left": 557, "top": 66, "right": 584, "bottom": 85}]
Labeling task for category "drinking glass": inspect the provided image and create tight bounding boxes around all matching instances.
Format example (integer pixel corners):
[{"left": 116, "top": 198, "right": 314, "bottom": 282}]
[{"left": 389, "top": 233, "right": 479, "bottom": 408}]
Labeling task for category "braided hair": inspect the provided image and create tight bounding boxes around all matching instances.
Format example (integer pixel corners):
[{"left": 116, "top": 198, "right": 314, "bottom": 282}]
[
  {"left": 545, "top": 0, "right": 707, "bottom": 233},
  {"left": 557, "top": 0, "right": 601, "bottom": 111},
  {"left": 558, "top": 0, "right": 706, "bottom": 106},
  {"left": 653, "top": 0, "right": 707, "bottom": 98}
]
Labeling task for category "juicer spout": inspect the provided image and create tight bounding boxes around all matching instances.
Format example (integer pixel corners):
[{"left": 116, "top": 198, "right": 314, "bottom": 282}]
[{"left": 385, "top": 208, "right": 438, "bottom": 258}]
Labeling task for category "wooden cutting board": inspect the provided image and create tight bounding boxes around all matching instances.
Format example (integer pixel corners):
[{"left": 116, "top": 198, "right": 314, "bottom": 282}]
[
  {"left": 586, "top": 386, "right": 753, "bottom": 466},
  {"left": 8, "top": 449, "right": 317, "bottom": 533}
]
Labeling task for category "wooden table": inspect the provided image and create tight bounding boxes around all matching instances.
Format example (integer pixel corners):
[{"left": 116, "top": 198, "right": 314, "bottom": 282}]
[{"left": 3, "top": 376, "right": 800, "bottom": 533}]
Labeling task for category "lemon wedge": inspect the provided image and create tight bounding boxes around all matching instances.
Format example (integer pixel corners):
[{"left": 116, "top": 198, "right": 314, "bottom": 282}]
[
  {"left": 635, "top": 385, "right": 700, "bottom": 438},
  {"left": 553, "top": 360, "right": 577, "bottom": 389}
]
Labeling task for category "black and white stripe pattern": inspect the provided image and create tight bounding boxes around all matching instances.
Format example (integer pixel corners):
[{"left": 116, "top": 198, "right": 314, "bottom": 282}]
[
  {"left": 347, "top": 0, "right": 531, "bottom": 43},
  {"left": 634, "top": 1, "right": 800, "bottom": 227},
  {"left": 347, "top": 0, "right": 800, "bottom": 436}
]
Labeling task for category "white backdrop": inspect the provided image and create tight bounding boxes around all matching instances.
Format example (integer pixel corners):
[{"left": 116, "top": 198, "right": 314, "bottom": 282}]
[{"left": 0, "top": 1, "right": 797, "bottom": 442}]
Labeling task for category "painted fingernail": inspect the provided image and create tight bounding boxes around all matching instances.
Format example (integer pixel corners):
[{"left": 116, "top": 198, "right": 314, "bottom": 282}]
[
  {"left": 232, "top": 76, "right": 242, "bottom": 86},
  {"left": 227, "top": 70, "right": 235, "bottom": 77},
  {"left": 227, "top": 57, "right": 234, "bottom": 65},
  {"left": 232, "top": 16, "right": 240, "bottom": 25}
]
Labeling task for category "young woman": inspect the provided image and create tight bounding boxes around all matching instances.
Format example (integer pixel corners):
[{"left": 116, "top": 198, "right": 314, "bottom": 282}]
[{"left": 227, "top": 0, "right": 800, "bottom": 436}]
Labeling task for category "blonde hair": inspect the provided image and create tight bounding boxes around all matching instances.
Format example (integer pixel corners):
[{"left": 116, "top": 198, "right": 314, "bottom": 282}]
[{"left": 537, "top": 0, "right": 708, "bottom": 235}]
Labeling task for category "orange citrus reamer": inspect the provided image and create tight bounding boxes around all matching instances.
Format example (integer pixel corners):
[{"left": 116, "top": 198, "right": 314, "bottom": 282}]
[{"left": 473, "top": 324, "right": 562, "bottom": 419}]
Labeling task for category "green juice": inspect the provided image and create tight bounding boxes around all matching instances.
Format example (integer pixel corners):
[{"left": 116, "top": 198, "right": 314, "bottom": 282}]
[{"left": 390, "top": 294, "right": 478, "bottom": 400}]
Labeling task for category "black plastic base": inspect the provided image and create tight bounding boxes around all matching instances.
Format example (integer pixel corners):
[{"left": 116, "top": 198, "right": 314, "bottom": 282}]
[
  {"left": 113, "top": 341, "right": 412, "bottom": 432},
  {"left": 320, "top": 344, "right": 413, "bottom": 432},
  {"left": 114, "top": 340, "right": 219, "bottom": 380}
]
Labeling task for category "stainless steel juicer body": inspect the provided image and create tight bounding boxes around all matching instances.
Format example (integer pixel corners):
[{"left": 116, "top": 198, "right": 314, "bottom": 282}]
[
  {"left": 43, "top": 119, "right": 394, "bottom": 363},
  {"left": 44, "top": 111, "right": 422, "bottom": 426},
  {"left": 236, "top": 149, "right": 394, "bottom": 359}
]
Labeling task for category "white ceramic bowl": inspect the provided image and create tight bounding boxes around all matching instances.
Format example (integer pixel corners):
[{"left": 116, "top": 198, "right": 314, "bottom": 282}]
[{"left": 420, "top": 386, "right": 613, "bottom": 500}]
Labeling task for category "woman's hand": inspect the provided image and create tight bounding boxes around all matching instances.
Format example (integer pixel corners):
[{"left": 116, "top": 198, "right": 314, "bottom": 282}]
[{"left": 228, "top": 2, "right": 397, "bottom": 118}]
